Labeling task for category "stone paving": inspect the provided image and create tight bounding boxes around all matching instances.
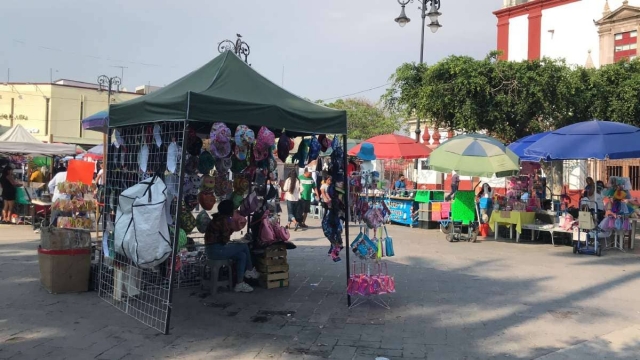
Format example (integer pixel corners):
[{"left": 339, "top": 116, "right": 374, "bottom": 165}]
[{"left": 1, "top": 220, "right": 640, "bottom": 359}]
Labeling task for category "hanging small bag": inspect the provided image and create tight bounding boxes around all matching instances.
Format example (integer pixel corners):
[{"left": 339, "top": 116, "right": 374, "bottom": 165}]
[{"left": 384, "top": 226, "right": 395, "bottom": 257}]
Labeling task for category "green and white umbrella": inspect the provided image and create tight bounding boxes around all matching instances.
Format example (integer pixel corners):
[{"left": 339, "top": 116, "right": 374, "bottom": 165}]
[{"left": 428, "top": 134, "right": 520, "bottom": 177}]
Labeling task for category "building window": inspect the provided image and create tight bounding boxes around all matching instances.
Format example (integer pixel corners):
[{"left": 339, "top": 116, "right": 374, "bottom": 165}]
[
  {"left": 614, "top": 31, "right": 638, "bottom": 62},
  {"left": 630, "top": 166, "right": 640, "bottom": 190},
  {"left": 607, "top": 166, "right": 623, "bottom": 179}
]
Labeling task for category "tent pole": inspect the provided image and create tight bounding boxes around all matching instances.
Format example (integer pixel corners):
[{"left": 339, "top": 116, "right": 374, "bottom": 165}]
[
  {"left": 343, "top": 135, "right": 351, "bottom": 307},
  {"left": 164, "top": 120, "right": 189, "bottom": 335}
]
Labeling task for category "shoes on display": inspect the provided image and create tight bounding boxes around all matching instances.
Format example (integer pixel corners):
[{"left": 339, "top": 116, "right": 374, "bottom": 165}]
[
  {"left": 244, "top": 268, "right": 259, "bottom": 279},
  {"left": 234, "top": 282, "right": 254, "bottom": 293}
]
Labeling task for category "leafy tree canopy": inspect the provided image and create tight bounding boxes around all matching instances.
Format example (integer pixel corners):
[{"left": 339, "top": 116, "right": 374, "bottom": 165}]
[
  {"left": 384, "top": 53, "right": 640, "bottom": 143},
  {"left": 318, "top": 98, "right": 402, "bottom": 140}
]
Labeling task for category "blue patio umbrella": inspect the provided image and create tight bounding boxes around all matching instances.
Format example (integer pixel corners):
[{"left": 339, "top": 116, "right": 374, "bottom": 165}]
[
  {"left": 507, "top": 131, "right": 550, "bottom": 162},
  {"left": 525, "top": 120, "right": 640, "bottom": 160},
  {"left": 87, "top": 144, "right": 104, "bottom": 155},
  {"left": 81, "top": 110, "right": 109, "bottom": 134}
]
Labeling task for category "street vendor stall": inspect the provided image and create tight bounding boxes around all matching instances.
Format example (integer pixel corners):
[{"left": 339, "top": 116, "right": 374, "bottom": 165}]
[
  {"left": 348, "top": 134, "right": 431, "bottom": 227},
  {"left": 524, "top": 120, "right": 640, "bottom": 252},
  {"left": 429, "top": 134, "right": 521, "bottom": 241},
  {"left": 95, "top": 50, "right": 349, "bottom": 335}
]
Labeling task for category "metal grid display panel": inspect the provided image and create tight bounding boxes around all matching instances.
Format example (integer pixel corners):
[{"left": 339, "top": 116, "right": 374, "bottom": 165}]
[{"left": 97, "top": 121, "right": 185, "bottom": 334}]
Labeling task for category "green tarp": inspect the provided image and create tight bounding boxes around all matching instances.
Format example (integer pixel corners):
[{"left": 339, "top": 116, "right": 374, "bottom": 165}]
[{"left": 109, "top": 51, "right": 347, "bottom": 134}]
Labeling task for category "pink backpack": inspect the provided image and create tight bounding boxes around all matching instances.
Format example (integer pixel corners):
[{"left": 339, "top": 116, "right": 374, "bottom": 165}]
[{"left": 259, "top": 211, "right": 277, "bottom": 245}]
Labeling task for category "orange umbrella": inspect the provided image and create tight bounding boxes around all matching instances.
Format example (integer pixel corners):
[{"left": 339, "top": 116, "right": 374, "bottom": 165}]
[{"left": 348, "top": 134, "right": 432, "bottom": 160}]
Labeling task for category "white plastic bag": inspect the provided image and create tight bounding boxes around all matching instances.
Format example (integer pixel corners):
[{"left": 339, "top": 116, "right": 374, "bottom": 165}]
[{"left": 114, "top": 176, "right": 172, "bottom": 269}]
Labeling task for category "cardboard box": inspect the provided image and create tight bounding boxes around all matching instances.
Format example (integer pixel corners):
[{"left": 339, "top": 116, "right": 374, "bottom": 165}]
[
  {"left": 38, "top": 247, "right": 91, "bottom": 294},
  {"left": 39, "top": 228, "right": 92, "bottom": 294}
]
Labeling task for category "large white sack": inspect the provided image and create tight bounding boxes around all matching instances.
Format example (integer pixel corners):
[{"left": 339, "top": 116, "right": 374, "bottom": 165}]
[{"left": 114, "top": 176, "right": 172, "bottom": 269}]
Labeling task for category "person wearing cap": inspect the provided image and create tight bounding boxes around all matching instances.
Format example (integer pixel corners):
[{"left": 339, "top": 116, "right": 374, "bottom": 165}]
[{"left": 298, "top": 168, "right": 319, "bottom": 229}]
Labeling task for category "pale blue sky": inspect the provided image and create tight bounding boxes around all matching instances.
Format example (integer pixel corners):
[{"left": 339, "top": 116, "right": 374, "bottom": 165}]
[{"left": 1, "top": 0, "right": 502, "bottom": 102}]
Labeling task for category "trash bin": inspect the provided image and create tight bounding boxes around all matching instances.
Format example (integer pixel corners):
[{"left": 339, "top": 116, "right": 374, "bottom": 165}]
[{"left": 38, "top": 227, "right": 91, "bottom": 294}]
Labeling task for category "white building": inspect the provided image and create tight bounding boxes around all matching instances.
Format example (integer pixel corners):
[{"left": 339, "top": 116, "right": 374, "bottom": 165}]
[{"left": 494, "top": 0, "right": 640, "bottom": 67}]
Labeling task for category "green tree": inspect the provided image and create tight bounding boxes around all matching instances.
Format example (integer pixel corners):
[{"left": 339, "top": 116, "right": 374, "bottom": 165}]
[
  {"left": 383, "top": 53, "right": 601, "bottom": 143},
  {"left": 319, "top": 98, "right": 402, "bottom": 140}
]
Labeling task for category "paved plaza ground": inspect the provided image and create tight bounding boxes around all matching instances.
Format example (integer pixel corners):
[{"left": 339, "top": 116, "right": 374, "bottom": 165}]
[{"left": 1, "top": 220, "right": 640, "bottom": 360}]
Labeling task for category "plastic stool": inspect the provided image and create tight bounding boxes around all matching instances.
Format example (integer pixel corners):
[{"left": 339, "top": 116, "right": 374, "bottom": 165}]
[
  {"left": 201, "top": 259, "right": 233, "bottom": 293},
  {"left": 311, "top": 205, "right": 321, "bottom": 219}
]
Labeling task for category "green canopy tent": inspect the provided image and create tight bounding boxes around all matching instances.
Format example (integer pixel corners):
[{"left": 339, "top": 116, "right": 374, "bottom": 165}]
[
  {"left": 110, "top": 51, "right": 346, "bottom": 134},
  {"left": 102, "top": 51, "right": 351, "bottom": 334}
]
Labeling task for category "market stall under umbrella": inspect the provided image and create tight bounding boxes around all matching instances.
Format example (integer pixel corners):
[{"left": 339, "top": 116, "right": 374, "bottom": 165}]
[
  {"left": 348, "top": 134, "right": 432, "bottom": 160},
  {"left": 524, "top": 120, "right": 640, "bottom": 160},
  {"left": 429, "top": 133, "right": 520, "bottom": 177}
]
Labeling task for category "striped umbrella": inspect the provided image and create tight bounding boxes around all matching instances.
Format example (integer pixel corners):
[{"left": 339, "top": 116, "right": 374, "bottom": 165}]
[
  {"left": 428, "top": 133, "right": 520, "bottom": 178},
  {"left": 81, "top": 110, "right": 109, "bottom": 134}
]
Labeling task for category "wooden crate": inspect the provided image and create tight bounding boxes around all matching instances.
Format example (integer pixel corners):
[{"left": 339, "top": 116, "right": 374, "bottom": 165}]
[
  {"left": 260, "top": 279, "right": 289, "bottom": 289},
  {"left": 255, "top": 245, "right": 289, "bottom": 289},
  {"left": 256, "top": 263, "right": 289, "bottom": 273}
]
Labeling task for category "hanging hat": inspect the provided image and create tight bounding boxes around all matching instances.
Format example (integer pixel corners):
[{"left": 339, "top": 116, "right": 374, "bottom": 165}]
[
  {"left": 183, "top": 194, "right": 199, "bottom": 211},
  {"left": 198, "top": 190, "right": 217, "bottom": 211},
  {"left": 214, "top": 173, "right": 233, "bottom": 197},
  {"left": 233, "top": 177, "right": 250, "bottom": 195},
  {"left": 231, "top": 156, "right": 248, "bottom": 174},
  {"left": 138, "top": 143, "right": 149, "bottom": 173},
  {"left": 318, "top": 134, "right": 330, "bottom": 152},
  {"left": 215, "top": 157, "right": 232, "bottom": 173},
  {"left": 234, "top": 125, "right": 255, "bottom": 161},
  {"left": 210, "top": 122, "right": 232, "bottom": 158},
  {"left": 277, "top": 132, "right": 291, "bottom": 162},
  {"left": 356, "top": 142, "right": 376, "bottom": 161},
  {"left": 153, "top": 125, "right": 162, "bottom": 148},
  {"left": 185, "top": 155, "right": 199, "bottom": 174},
  {"left": 254, "top": 127, "right": 275, "bottom": 161},
  {"left": 200, "top": 175, "right": 215, "bottom": 190},
  {"left": 308, "top": 135, "right": 321, "bottom": 161},
  {"left": 196, "top": 210, "right": 212, "bottom": 233},
  {"left": 183, "top": 174, "right": 201, "bottom": 195},
  {"left": 198, "top": 150, "right": 215, "bottom": 175},
  {"left": 186, "top": 134, "right": 203, "bottom": 156},
  {"left": 167, "top": 141, "right": 179, "bottom": 174}
]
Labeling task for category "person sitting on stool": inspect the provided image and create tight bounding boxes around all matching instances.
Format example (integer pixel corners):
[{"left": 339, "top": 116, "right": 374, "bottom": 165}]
[{"left": 204, "top": 200, "right": 259, "bottom": 293}]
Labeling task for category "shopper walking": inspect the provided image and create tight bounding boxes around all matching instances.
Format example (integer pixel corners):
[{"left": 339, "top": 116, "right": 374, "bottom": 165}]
[
  {"left": 283, "top": 170, "right": 301, "bottom": 230},
  {"left": 299, "top": 167, "right": 320, "bottom": 229}
]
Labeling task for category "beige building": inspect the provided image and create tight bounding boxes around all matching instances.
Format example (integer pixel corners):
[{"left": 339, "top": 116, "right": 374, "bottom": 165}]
[
  {"left": 596, "top": 1, "right": 640, "bottom": 66},
  {"left": 0, "top": 80, "right": 146, "bottom": 146}
]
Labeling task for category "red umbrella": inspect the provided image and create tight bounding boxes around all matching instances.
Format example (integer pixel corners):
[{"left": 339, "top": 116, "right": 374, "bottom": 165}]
[{"left": 348, "top": 134, "right": 432, "bottom": 160}]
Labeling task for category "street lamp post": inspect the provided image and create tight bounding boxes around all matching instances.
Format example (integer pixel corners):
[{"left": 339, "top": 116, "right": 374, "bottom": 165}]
[
  {"left": 218, "top": 34, "right": 251, "bottom": 64},
  {"left": 97, "top": 75, "right": 121, "bottom": 180},
  {"left": 394, "top": 0, "right": 442, "bottom": 144},
  {"left": 395, "top": 0, "right": 441, "bottom": 173}
]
